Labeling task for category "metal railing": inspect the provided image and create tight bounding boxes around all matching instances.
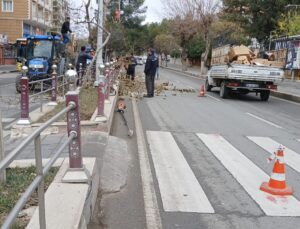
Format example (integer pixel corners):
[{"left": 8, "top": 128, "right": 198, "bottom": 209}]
[
  {"left": 28, "top": 74, "right": 67, "bottom": 112},
  {"left": 0, "top": 89, "right": 82, "bottom": 229}
]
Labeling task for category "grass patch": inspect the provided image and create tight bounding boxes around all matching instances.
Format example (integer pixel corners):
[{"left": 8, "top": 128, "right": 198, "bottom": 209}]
[
  {"left": 0, "top": 166, "right": 59, "bottom": 228},
  {"left": 36, "top": 85, "right": 98, "bottom": 123}
]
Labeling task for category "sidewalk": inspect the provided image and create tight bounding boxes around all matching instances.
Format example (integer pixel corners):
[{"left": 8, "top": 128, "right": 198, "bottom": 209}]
[
  {"left": 0, "top": 65, "right": 17, "bottom": 74},
  {"left": 163, "top": 62, "right": 300, "bottom": 103}
]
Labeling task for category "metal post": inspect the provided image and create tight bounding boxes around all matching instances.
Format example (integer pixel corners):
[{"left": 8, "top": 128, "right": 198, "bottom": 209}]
[
  {"left": 34, "top": 134, "right": 46, "bottom": 229},
  {"left": 78, "top": 63, "right": 83, "bottom": 86},
  {"left": 49, "top": 65, "right": 58, "bottom": 106},
  {"left": 17, "top": 76, "right": 31, "bottom": 125},
  {"left": 40, "top": 82, "right": 43, "bottom": 112},
  {"left": 96, "top": 0, "right": 104, "bottom": 78},
  {"left": 62, "top": 74, "right": 65, "bottom": 98},
  {"left": 95, "top": 77, "right": 107, "bottom": 122},
  {"left": 0, "top": 111, "right": 6, "bottom": 183},
  {"left": 66, "top": 92, "right": 82, "bottom": 168},
  {"left": 97, "top": 80, "right": 105, "bottom": 116},
  {"left": 105, "top": 68, "right": 110, "bottom": 102}
]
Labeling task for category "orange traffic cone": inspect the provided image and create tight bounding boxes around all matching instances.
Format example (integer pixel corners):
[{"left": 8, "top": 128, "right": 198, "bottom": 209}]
[
  {"left": 198, "top": 85, "right": 205, "bottom": 97},
  {"left": 260, "top": 146, "right": 293, "bottom": 195}
]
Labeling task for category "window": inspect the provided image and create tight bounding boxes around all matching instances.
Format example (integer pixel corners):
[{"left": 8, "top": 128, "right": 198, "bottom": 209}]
[{"left": 2, "top": 0, "right": 13, "bottom": 12}]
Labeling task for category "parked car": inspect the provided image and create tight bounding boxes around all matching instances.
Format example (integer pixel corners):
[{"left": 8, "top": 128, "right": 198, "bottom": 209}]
[
  {"left": 142, "top": 55, "right": 147, "bottom": 64},
  {"left": 135, "top": 56, "right": 143, "bottom": 65}
]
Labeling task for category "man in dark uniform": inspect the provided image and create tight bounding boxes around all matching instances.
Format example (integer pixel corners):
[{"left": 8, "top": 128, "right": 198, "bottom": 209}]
[
  {"left": 76, "top": 46, "right": 92, "bottom": 72},
  {"left": 144, "top": 48, "right": 158, "bottom": 97},
  {"left": 61, "top": 16, "right": 72, "bottom": 44}
]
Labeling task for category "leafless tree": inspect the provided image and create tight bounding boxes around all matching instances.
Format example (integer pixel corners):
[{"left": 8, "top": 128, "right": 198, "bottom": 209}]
[
  {"left": 163, "top": 0, "right": 220, "bottom": 74},
  {"left": 163, "top": 0, "right": 199, "bottom": 71},
  {"left": 192, "top": 0, "right": 220, "bottom": 75},
  {"left": 69, "top": 0, "right": 96, "bottom": 47}
]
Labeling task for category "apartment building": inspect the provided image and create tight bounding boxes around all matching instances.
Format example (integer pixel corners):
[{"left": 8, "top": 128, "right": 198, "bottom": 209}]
[{"left": 0, "top": 0, "right": 53, "bottom": 43}]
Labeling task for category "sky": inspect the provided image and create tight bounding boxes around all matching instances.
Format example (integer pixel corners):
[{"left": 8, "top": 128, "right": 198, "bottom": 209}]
[{"left": 143, "top": 0, "right": 164, "bottom": 24}]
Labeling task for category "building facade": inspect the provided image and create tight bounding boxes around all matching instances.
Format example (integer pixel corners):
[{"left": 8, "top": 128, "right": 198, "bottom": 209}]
[{"left": 0, "top": 0, "right": 53, "bottom": 43}]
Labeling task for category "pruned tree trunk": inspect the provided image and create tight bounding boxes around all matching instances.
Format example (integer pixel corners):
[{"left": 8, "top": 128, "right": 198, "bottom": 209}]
[
  {"left": 181, "top": 48, "right": 188, "bottom": 71},
  {"left": 200, "top": 32, "right": 210, "bottom": 77}
]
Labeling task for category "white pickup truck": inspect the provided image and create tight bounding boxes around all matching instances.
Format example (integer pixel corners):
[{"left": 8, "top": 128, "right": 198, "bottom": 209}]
[{"left": 205, "top": 64, "right": 284, "bottom": 101}]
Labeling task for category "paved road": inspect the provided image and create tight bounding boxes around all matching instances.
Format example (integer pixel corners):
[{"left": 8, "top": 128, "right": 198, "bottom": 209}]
[{"left": 129, "top": 67, "right": 300, "bottom": 229}]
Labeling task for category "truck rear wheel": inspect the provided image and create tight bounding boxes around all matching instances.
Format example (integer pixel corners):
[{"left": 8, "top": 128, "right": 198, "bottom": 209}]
[
  {"left": 220, "top": 81, "right": 228, "bottom": 98},
  {"left": 260, "top": 90, "right": 270, "bottom": 101},
  {"left": 205, "top": 79, "right": 212, "bottom": 92}
]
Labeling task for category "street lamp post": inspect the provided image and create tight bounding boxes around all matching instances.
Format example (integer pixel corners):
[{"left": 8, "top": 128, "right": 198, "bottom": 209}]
[{"left": 96, "top": 0, "right": 104, "bottom": 78}]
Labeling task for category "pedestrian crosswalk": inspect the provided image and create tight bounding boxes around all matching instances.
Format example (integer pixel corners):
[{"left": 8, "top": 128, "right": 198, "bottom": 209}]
[{"left": 146, "top": 131, "right": 300, "bottom": 217}]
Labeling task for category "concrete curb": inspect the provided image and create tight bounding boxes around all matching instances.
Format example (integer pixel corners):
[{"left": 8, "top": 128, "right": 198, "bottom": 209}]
[{"left": 271, "top": 90, "right": 300, "bottom": 103}]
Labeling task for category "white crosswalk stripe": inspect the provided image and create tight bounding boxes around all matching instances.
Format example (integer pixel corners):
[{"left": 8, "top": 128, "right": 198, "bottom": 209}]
[
  {"left": 146, "top": 131, "right": 214, "bottom": 213},
  {"left": 248, "top": 137, "right": 300, "bottom": 173},
  {"left": 197, "top": 133, "right": 300, "bottom": 216}
]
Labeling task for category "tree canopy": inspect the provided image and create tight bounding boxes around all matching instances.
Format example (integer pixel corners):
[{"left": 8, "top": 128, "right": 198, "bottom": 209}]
[{"left": 222, "top": 0, "right": 300, "bottom": 43}]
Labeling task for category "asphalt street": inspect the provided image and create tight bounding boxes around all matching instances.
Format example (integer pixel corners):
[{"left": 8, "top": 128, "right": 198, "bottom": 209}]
[{"left": 133, "top": 66, "right": 300, "bottom": 229}]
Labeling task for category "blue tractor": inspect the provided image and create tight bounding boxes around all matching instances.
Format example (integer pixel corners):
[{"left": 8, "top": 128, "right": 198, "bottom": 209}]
[{"left": 16, "top": 35, "right": 66, "bottom": 92}]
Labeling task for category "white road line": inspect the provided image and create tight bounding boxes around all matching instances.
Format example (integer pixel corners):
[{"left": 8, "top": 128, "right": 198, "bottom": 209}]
[
  {"left": 132, "top": 100, "right": 162, "bottom": 229},
  {"left": 246, "top": 112, "right": 283, "bottom": 129},
  {"left": 147, "top": 131, "right": 214, "bottom": 213},
  {"left": 206, "top": 94, "right": 221, "bottom": 102},
  {"left": 197, "top": 133, "right": 300, "bottom": 216},
  {"left": 248, "top": 136, "right": 300, "bottom": 173}
]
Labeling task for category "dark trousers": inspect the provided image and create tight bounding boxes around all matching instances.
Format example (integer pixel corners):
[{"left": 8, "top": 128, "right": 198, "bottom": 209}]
[
  {"left": 145, "top": 74, "right": 155, "bottom": 96},
  {"left": 127, "top": 66, "right": 135, "bottom": 80}
]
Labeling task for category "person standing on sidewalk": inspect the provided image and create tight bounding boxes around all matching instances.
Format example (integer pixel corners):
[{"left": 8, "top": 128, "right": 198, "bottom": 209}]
[
  {"left": 76, "top": 46, "right": 92, "bottom": 84},
  {"left": 144, "top": 48, "right": 158, "bottom": 97},
  {"left": 126, "top": 53, "right": 137, "bottom": 80}
]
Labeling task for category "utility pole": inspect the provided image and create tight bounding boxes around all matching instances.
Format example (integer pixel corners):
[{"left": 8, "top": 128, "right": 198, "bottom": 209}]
[{"left": 96, "top": 0, "right": 104, "bottom": 77}]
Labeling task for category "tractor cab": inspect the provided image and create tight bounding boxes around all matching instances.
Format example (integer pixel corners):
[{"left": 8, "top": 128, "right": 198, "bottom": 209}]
[{"left": 25, "top": 35, "right": 64, "bottom": 80}]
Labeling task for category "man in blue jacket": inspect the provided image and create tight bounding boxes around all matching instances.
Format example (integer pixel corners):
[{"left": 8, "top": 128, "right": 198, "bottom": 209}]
[{"left": 144, "top": 48, "right": 158, "bottom": 97}]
